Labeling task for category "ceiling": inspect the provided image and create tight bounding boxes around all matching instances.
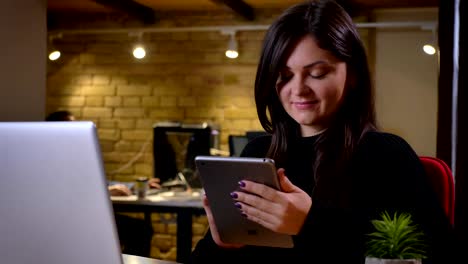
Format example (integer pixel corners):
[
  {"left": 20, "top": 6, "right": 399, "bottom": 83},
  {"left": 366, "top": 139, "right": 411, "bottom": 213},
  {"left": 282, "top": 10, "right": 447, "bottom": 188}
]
[{"left": 48, "top": 0, "right": 439, "bottom": 22}]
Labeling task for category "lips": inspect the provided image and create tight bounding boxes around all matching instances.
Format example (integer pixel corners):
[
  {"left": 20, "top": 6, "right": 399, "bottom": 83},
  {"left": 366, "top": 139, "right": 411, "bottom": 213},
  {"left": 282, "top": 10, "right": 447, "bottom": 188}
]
[{"left": 292, "top": 100, "right": 319, "bottom": 110}]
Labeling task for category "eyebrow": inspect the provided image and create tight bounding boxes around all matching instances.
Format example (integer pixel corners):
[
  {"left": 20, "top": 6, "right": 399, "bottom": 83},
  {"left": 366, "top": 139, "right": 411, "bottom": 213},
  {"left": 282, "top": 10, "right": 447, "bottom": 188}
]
[{"left": 283, "top": 60, "right": 327, "bottom": 70}]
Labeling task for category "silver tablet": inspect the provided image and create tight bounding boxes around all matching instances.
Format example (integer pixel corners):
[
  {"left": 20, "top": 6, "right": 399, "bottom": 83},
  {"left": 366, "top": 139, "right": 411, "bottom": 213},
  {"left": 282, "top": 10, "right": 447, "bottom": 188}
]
[{"left": 195, "top": 156, "right": 294, "bottom": 248}]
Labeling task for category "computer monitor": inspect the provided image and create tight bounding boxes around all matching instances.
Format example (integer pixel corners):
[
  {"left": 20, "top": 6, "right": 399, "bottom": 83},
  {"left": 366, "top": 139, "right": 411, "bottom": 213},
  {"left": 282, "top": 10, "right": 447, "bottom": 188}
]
[
  {"left": 153, "top": 122, "right": 212, "bottom": 188},
  {"left": 228, "top": 135, "right": 248, "bottom": 157}
]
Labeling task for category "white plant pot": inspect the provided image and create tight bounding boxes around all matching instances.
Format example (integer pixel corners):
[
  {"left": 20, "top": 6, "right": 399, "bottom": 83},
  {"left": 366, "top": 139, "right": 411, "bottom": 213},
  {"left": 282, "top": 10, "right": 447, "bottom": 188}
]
[{"left": 365, "top": 257, "right": 422, "bottom": 264}]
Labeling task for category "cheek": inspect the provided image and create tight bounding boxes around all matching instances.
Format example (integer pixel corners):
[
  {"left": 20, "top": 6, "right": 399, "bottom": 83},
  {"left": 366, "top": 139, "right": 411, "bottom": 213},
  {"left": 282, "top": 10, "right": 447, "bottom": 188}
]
[{"left": 317, "top": 81, "right": 345, "bottom": 108}]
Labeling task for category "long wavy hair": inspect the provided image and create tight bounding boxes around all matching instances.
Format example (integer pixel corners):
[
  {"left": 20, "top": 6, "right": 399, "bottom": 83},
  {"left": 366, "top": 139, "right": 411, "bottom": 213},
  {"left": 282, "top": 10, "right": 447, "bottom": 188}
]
[{"left": 255, "top": 0, "right": 376, "bottom": 199}]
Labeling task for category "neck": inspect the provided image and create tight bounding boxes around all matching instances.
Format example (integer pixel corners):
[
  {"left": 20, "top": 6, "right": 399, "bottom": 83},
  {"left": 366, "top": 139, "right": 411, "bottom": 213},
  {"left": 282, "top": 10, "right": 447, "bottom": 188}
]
[{"left": 302, "top": 128, "right": 327, "bottom": 137}]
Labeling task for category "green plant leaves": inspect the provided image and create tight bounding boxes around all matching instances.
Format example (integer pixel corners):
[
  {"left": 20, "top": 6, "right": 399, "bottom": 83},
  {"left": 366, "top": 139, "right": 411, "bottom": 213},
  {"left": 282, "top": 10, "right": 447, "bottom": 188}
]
[{"left": 365, "top": 211, "right": 427, "bottom": 259}]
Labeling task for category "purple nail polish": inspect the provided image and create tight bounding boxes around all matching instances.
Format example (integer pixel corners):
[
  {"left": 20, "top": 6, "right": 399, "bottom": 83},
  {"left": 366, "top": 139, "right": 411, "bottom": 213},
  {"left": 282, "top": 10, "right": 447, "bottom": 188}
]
[
  {"left": 230, "top": 192, "right": 238, "bottom": 199},
  {"left": 234, "top": 202, "right": 242, "bottom": 209},
  {"left": 241, "top": 212, "right": 247, "bottom": 218},
  {"left": 238, "top": 181, "right": 246, "bottom": 187}
]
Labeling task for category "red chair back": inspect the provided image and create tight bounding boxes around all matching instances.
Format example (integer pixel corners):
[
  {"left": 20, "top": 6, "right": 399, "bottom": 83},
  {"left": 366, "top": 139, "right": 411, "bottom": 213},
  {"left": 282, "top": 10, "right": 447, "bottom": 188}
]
[{"left": 419, "top": 156, "right": 455, "bottom": 225}]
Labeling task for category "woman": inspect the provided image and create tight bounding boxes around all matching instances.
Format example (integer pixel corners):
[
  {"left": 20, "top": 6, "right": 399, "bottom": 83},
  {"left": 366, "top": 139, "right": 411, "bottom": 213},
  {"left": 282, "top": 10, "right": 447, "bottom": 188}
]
[{"left": 190, "top": 0, "right": 454, "bottom": 263}]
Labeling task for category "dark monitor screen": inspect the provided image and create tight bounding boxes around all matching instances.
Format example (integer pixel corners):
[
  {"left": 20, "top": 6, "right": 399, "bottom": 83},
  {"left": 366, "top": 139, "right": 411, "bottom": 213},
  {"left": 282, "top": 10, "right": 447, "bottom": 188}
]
[{"left": 153, "top": 124, "right": 211, "bottom": 188}]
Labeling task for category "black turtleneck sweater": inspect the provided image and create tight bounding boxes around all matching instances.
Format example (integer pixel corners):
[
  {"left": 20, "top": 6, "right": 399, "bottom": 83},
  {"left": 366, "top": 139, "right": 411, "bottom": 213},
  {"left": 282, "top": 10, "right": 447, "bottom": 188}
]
[{"left": 189, "top": 131, "right": 455, "bottom": 264}]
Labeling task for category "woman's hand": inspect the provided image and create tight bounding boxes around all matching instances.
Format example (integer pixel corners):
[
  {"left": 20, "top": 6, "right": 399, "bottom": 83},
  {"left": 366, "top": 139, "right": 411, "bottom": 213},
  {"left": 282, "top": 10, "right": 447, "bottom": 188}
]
[
  {"left": 231, "top": 168, "right": 312, "bottom": 235},
  {"left": 202, "top": 194, "right": 244, "bottom": 249}
]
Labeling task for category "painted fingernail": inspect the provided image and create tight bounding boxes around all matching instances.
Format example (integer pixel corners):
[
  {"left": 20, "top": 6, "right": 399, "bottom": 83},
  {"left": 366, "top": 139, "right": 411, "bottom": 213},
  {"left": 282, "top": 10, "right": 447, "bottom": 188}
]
[
  {"left": 238, "top": 181, "right": 246, "bottom": 187},
  {"left": 230, "top": 192, "right": 238, "bottom": 199},
  {"left": 241, "top": 212, "right": 247, "bottom": 217},
  {"left": 234, "top": 202, "right": 242, "bottom": 209}
]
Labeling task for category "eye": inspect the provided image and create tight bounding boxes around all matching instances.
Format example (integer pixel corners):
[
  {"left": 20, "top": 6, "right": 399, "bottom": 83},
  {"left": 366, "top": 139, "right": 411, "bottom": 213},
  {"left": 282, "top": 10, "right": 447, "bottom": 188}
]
[
  {"left": 309, "top": 68, "right": 329, "bottom": 79},
  {"left": 308, "top": 64, "right": 332, "bottom": 79}
]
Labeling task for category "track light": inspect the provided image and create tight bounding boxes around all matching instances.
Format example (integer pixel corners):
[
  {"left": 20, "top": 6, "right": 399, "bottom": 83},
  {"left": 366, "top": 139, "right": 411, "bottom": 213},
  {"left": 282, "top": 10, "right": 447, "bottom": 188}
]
[
  {"left": 48, "top": 50, "right": 61, "bottom": 61},
  {"left": 133, "top": 46, "right": 146, "bottom": 59},
  {"left": 48, "top": 33, "right": 62, "bottom": 61},
  {"left": 421, "top": 26, "right": 437, "bottom": 56},
  {"left": 423, "top": 44, "right": 436, "bottom": 55},
  {"left": 224, "top": 32, "right": 238, "bottom": 59},
  {"left": 130, "top": 32, "right": 146, "bottom": 59}
]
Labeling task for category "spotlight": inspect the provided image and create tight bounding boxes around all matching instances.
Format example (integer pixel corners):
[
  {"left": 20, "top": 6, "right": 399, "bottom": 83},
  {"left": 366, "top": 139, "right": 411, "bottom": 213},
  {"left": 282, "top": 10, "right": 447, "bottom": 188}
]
[
  {"left": 133, "top": 46, "right": 146, "bottom": 59},
  {"left": 48, "top": 33, "right": 62, "bottom": 61},
  {"left": 423, "top": 44, "right": 436, "bottom": 55},
  {"left": 225, "top": 32, "right": 238, "bottom": 59},
  {"left": 48, "top": 50, "right": 61, "bottom": 61},
  {"left": 129, "top": 32, "right": 147, "bottom": 59}
]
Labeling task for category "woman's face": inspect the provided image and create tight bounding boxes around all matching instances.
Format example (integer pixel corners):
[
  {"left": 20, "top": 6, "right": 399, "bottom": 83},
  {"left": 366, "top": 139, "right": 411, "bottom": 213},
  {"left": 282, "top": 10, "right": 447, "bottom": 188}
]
[{"left": 276, "top": 35, "right": 347, "bottom": 137}]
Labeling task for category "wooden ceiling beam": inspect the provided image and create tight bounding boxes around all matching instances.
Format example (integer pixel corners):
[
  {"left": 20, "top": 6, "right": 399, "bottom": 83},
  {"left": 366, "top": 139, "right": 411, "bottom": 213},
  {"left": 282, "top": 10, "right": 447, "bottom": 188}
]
[
  {"left": 210, "top": 0, "right": 255, "bottom": 21},
  {"left": 92, "top": 0, "right": 156, "bottom": 24}
]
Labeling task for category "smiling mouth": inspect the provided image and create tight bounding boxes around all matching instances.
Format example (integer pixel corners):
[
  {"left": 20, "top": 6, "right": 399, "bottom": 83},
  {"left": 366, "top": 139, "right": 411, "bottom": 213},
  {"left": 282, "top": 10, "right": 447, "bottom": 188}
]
[{"left": 292, "top": 100, "right": 319, "bottom": 110}]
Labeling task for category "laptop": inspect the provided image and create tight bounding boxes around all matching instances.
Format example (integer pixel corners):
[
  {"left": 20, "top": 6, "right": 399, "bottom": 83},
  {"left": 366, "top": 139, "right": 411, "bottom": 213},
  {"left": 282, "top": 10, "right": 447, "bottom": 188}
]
[{"left": 0, "top": 122, "right": 123, "bottom": 264}]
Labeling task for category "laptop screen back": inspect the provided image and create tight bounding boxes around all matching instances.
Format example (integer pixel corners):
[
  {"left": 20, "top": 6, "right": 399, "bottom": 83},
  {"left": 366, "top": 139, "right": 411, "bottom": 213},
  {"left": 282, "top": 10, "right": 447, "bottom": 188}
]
[{"left": 0, "top": 122, "right": 123, "bottom": 264}]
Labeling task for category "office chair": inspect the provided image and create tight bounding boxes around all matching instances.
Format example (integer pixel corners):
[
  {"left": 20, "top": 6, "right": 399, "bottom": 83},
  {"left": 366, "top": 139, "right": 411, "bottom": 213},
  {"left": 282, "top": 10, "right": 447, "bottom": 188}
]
[{"left": 419, "top": 156, "right": 455, "bottom": 225}]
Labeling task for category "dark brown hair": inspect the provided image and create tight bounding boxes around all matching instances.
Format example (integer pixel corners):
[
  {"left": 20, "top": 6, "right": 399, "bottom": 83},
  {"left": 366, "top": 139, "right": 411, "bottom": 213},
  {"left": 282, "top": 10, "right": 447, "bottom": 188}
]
[
  {"left": 45, "top": 110, "right": 74, "bottom": 121},
  {"left": 254, "top": 0, "right": 376, "bottom": 196}
]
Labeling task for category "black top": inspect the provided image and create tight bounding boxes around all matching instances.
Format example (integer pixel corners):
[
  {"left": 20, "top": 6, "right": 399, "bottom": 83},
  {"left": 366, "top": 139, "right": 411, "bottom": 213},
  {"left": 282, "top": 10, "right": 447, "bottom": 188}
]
[{"left": 190, "top": 132, "right": 455, "bottom": 263}]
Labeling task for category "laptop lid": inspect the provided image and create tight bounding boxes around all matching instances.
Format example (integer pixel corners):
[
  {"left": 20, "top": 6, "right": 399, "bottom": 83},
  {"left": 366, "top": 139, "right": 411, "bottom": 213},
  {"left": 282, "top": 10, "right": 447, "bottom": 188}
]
[{"left": 0, "top": 122, "right": 123, "bottom": 264}]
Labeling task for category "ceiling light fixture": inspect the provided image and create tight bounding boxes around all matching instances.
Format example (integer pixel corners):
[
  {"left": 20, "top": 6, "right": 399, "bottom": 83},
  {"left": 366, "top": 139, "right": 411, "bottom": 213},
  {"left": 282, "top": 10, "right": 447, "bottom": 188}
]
[
  {"left": 221, "top": 30, "right": 238, "bottom": 59},
  {"left": 48, "top": 33, "right": 62, "bottom": 61},
  {"left": 130, "top": 32, "right": 146, "bottom": 59},
  {"left": 421, "top": 25, "right": 438, "bottom": 56}
]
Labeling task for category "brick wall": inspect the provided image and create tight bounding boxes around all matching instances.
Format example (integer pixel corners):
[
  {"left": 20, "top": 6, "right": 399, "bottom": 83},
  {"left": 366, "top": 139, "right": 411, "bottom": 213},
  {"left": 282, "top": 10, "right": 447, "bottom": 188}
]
[
  {"left": 46, "top": 10, "right": 284, "bottom": 183},
  {"left": 47, "top": 9, "right": 283, "bottom": 260}
]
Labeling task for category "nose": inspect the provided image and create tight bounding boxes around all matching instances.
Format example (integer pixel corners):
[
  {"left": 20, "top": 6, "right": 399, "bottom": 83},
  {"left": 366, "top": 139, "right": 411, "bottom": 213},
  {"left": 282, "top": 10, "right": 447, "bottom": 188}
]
[{"left": 290, "top": 75, "right": 310, "bottom": 96}]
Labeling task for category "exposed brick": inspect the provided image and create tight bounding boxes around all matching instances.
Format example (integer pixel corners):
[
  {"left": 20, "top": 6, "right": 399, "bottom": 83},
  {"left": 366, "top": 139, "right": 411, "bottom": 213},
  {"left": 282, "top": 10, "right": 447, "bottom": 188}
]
[
  {"left": 98, "top": 128, "right": 120, "bottom": 141},
  {"left": 81, "top": 85, "right": 116, "bottom": 96},
  {"left": 160, "top": 96, "right": 177, "bottom": 107},
  {"left": 111, "top": 76, "right": 128, "bottom": 85},
  {"left": 178, "top": 96, "right": 197, "bottom": 107},
  {"left": 121, "top": 130, "right": 152, "bottom": 141},
  {"left": 114, "top": 108, "right": 145, "bottom": 118},
  {"left": 99, "top": 140, "right": 115, "bottom": 152},
  {"left": 104, "top": 96, "right": 122, "bottom": 107},
  {"left": 117, "top": 85, "right": 151, "bottom": 96},
  {"left": 135, "top": 163, "right": 153, "bottom": 176},
  {"left": 141, "top": 96, "right": 160, "bottom": 107},
  {"left": 123, "top": 96, "right": 140, "bottom": 107},
  {"left": 82, "top": 107, "right": 112, "bottom": 118},
  {"left": 115, "top": 141, "right": 135, "bottom": 152},
  {"left": 104, "top": 163, "right": 134, "bottom": 175},
  {"left": 48, "top": 84, "right": 82, "bottom": 96},
  {"left": 149, "top": 108, "right": 184, "bottom": 119},
  {"left": 92, "top": 75, "right": 110, "bottom": 85},
  {"left": 48, "top": 96, "right": 85, "bottom": 107},
  {"left": 117, "top": 119, "right": 136, "bottom": 129},
  {"left": 186, "top": 108, "right": 223, "bottom": 119},
  {"left": 85, "top": 96, "right": 104, "bottom": 106},
  {"left": 224, "top": 108, "right": 257, "bottom": 119}
]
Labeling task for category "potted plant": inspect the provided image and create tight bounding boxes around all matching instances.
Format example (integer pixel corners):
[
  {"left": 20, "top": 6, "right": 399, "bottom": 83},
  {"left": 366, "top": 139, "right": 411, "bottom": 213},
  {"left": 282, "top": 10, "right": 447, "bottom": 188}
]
[{"left": 365, "top": 211, "right": 427, "bottom": 264}]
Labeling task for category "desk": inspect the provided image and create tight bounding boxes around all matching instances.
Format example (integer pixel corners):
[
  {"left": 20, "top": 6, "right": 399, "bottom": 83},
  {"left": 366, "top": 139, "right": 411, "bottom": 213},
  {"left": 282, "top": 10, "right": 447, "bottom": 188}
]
[
  {"left": 123, "top": 254, "right": 180, "bottom": 264},
  {"left": 112, "top": 192, "right": 205, "bottom": 263}
]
